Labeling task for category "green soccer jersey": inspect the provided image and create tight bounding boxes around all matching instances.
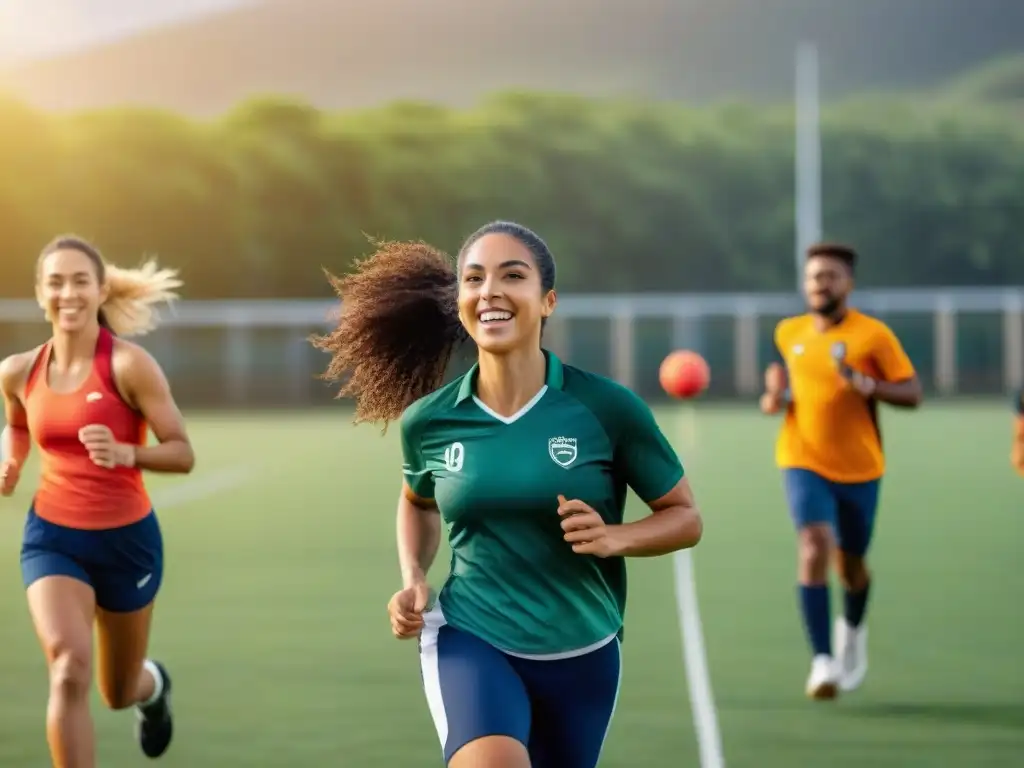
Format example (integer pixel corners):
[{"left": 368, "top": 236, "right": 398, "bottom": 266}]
[{"left": 400, "top": 350, "right": 684, "bottom": 656}]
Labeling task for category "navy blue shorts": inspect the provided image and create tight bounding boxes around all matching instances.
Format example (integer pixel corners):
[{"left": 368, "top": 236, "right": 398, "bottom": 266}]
[
  {"left": 418, "top": 608, "right": 622, "bottom": 767},
  {"left": 20, "top": 507, "right": 164, "bottom": 613},
  {"left": 783, "top": 468, "right": 880, "bottom": 557}
]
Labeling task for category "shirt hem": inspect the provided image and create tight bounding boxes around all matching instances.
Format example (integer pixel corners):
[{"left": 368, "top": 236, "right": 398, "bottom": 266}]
[
  {"left": 31, "top": 497, "right": 154, "bottom": 531},
  {"left": 776, "top": 463, "right": 884, "bottom": 484},
  {"left": 441, "top": 600, "right": 622, "bottom": 660}
]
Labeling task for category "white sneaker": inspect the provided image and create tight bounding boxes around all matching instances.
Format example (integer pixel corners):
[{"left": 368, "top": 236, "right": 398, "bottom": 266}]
[
  {"left": 835, "top": 617, "right": 868, "bottom": 692},
  {"left": 805, "top": 654, "right": 839, "bottom": 700}
]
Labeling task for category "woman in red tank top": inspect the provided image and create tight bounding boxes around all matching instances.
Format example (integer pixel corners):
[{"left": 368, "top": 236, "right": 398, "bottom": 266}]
[{"left": 0, "top": 235, "right": 194, "bottom": 768}]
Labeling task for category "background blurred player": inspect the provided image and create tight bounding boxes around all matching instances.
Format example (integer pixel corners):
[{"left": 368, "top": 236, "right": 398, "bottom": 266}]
[
  {"left": 312, "top": 221, "right": 704, "bottom": 768},
  {"left": 1012, "top": 388, "right": 1024, "bottom": 475},
  {"left": 0, "top": 236, "right": 193, "bottom": 767},
  {"left": 759, "top": 242, "right": 922, "bottom": 700}
]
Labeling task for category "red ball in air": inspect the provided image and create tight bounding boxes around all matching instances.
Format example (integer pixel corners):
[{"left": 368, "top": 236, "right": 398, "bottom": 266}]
[{"left": 659, "top": 350, "right": 710, "bottom": 399}]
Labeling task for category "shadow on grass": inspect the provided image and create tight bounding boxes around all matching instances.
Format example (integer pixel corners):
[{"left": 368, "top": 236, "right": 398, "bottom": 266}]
[{"left": 843, "top": 701, "right": 1024, "bottom": 731}]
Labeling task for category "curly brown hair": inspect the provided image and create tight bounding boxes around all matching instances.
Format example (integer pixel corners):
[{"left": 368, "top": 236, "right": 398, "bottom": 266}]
[
  {"left": 310, "top": 240, "right": 469, "bottom": 427},
  {"left": 312, "top": 221, "right": 557, "bottom": 429}
]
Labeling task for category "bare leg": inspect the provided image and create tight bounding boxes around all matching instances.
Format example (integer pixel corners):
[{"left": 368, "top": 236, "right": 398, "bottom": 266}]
[
  {"left": 450, "top": 735, "right": 531, "bottom": 768},
  {"left": 27, "top": 576, "right": 98, "bottom": 768},
  {"left": 94, "top": 603, "right": 156, "bottom": 709}
]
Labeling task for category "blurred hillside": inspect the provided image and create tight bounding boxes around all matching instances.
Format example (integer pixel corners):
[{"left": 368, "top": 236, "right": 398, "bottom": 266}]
[
  {"left": 1, "top": 0, "right": 1022, "bottom": 115},
  {"left": 934, "top": 54, "right": 1024, "bottom": 109}
]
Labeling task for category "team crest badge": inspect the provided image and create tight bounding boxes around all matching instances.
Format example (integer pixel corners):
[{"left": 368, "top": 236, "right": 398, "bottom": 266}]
[
  {"left": 548, "top": 436, "right": 578, "bottom": 468},
  {"left": 830, "top": 341, "right": 847, "bottom": 361}
]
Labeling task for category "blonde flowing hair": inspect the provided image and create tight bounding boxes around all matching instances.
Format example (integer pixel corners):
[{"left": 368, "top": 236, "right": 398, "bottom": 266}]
[{"left": 37, "top": 235, "right": 182, "bottom": 337}]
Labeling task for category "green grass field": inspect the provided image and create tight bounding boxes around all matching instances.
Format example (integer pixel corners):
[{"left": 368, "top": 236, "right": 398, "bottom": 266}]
[{"left": 0, "top": 402, "right": 1021, "bottom": 767}]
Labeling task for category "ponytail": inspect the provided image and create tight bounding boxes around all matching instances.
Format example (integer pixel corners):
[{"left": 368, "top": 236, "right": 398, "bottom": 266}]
[
  {"left": 99, "top": 259, "right": 182, "bottom": 337},
  {"left": 310, "top": 240, "right": 468, "bottom": 427}
]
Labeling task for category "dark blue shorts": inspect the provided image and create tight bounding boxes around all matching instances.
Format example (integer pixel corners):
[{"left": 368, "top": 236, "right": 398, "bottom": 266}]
[
  {"left": 783, "top": 468, "right": 881, "bottom": 557},
  {"left": 418, "top": 608, "right": 622, "bottom": 767},
  {"left": 20, "top": 507, "right": 164, "bottom": 613}
]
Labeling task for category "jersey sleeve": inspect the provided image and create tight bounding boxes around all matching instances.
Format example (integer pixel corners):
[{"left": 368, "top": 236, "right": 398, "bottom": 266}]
[
  {"left": 609, "top": 385, "right": 685, "bottom": 503},
  {"left": 872, "top": 324, "right": 916, "bottom": 382},
  {"left": 399, "top": 408, "right": 435, "bottom": 499}
]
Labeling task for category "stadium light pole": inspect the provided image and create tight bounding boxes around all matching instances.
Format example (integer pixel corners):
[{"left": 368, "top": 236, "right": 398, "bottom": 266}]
[{"left": 794, "top": 42, "right": 823, "bottom": 292}]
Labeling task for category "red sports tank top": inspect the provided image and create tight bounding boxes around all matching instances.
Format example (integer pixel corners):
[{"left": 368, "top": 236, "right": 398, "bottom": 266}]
[{"left": 24, "top": 328, "right": 152, "bottom": 530}]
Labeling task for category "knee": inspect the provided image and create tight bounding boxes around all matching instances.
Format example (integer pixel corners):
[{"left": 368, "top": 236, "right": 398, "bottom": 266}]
[
  {"left": 838, "top": 555, "right": 870, "bottom": 592},
  {"left": 97, "top": 668, "right": 141, "bottom": 711},
  {"left": 798, "top": 527, "right": 831, "bottom": 581},
  {"left": 47, "top": 644, "right": 92, "bottom": 703},
  {"left": 97, "top": 683, "right": 135, "bottom": 711}
]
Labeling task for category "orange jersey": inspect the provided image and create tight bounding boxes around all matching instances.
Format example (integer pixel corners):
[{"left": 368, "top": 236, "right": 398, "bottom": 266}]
[
  {"left": 774, "top": 310, "right": 916, "bottom": 483},
  {"left": 24, "top": 328, "right": 151, "bottom": 529}
]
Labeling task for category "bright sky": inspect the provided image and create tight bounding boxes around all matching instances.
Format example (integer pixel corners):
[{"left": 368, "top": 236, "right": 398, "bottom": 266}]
[{"left": 0, "top": 0, "right": 254, "bottom": 64}]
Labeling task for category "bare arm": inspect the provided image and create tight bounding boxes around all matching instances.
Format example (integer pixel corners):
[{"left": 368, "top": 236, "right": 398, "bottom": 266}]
[
  {"left": 867, "top": 326, "right": 923, "bottom": 409},
  {"left": 609, "top": 477, "right": 703, "bottom": 557},
  {"left": 397, "top": 481, "right": 442, "bottom": 588},
  {"left": 114, "top": 343, "right": 194, "bottom": 473},
  {"left": 871, "top": 376, "right": 923, "bottom": 409},
  {"left": 759, "top": 361, "right": 790, "bottom": 415},
  {"left": 0, "top": 354, "right": 32, "bottom": 467}
]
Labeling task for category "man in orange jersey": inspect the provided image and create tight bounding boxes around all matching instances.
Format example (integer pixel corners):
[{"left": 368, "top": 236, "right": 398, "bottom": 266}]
[
  {"left": 760, "top": 242, "right": 922, "bottom": 701},
  {"left": 1012, "top": 389, "right": 1024, "bottom": 475}
]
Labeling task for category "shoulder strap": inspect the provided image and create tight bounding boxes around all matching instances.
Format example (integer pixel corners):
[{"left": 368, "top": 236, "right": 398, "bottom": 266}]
[
  {"left": 23, "top": 342, "right": 52, "bottom": 398},
  {"left": 94, "top": 327, "right": 117, "bottom": 390}
]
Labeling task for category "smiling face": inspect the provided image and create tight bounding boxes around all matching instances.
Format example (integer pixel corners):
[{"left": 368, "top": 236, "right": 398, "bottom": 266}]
[
  {"left": 457, "top": 233, "right": 557, "bottom": 355},
  {"left": 804, "top": 255, "right": 852, "bottom": 316},
  {"left": 36, "top": 247, "right": 109, "bottom": 334}
]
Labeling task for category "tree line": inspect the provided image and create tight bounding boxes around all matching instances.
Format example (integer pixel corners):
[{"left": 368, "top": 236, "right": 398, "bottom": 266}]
[{"left": 1, "top": 91, "right": 1022, "bottom": 299}]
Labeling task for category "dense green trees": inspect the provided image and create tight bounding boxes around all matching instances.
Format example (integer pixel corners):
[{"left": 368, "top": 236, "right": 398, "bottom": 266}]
[{"left": 2, "top": 90, "right": 1021, "bottom": 299}]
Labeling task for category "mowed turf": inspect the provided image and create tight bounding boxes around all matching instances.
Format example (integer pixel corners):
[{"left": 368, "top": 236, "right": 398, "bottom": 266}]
[{"left": 0, "top": 402, "right": 1020, "bottom": 767}]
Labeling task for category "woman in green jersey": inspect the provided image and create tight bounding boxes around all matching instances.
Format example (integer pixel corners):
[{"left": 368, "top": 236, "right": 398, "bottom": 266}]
[{"left": 314, "top": 221, "right": 704, "bottom": 768}]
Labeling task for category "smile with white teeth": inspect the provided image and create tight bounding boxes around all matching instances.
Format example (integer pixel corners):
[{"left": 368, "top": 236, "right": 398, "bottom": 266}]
[{"left": 480, "top": 310, "right": 513, "bottom": 324}]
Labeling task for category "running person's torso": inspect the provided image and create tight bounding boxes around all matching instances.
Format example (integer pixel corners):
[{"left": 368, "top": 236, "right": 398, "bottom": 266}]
[
  {"left": 24, "top": 328, "right": 151, "bottom": 529},
  {"left": 773, "top": 309, "right": 916, "bottom": 483},
  {"left": 401, "top": 351, "right": 683, "bottom": 656}
]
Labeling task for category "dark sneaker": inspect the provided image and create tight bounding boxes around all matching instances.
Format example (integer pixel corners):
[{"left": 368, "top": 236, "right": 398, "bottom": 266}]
[{"left": 135, "top": 661, "right": 173, "bottom": 758}]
